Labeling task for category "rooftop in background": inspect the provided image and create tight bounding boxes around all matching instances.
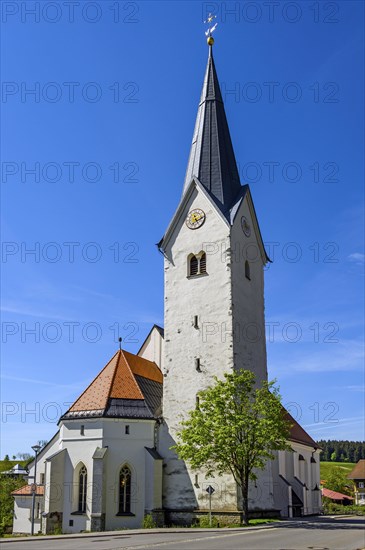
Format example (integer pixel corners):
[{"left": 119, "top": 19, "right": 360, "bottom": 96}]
[
  {"left": 322, "top": 488, "right": 353, "bottom": 501},
  {"left": 11, "top": 485, "right": 44, "bottom": 497},
  {"left": 348, "top": 459, "right": 365, "bottom": 479}
]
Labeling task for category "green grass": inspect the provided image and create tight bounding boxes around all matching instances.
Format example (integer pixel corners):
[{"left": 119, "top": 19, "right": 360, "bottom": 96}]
[{"left": 320, "top": 461, "right": 355, "bottom": 482}]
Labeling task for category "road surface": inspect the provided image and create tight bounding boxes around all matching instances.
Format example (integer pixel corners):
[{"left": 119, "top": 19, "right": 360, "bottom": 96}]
[{"left": 3, "top": 516, "right": 365, "bottom": 550}]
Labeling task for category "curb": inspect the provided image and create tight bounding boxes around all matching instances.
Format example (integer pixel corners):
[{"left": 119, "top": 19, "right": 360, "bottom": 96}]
[{"left": 1, "top": 523, "right": 281, "bottom": 543}]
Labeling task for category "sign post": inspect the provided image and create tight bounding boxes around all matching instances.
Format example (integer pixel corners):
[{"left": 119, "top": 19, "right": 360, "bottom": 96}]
[{"left": 205, "top": 485, "right": 215, "bottom": 526}]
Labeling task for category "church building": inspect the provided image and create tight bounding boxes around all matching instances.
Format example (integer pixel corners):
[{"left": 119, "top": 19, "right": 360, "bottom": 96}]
[{"left": 12, "top": 38, "right": 321, "bottom": 534}]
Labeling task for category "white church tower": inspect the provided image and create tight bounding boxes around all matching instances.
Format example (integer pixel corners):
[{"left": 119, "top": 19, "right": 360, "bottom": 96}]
[{"left": 158, "top": 40, "right": 274, "bottom": 522}]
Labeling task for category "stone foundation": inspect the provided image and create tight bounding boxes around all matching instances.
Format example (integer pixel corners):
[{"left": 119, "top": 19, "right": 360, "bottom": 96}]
[
  {"left": 163, "top": 508, "right": 281, "bottom": 526},
  {"left": 91, "top": 513, "right": 105, "bottom": 532},
  {"left": 43, "top": 511, "right": 63, "bottom": 534}
]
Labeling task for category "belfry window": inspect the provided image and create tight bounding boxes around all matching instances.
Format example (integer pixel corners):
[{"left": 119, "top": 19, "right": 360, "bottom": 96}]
[
  {"left": 78, "top": 466, "right": 87, "bottom": 513},
  {"left": 245, "top": 260, "right": 251, "bottom": 280},
  {"left": 188, "top": 253, "right": 207, "bottom": 277},
  {"left": 119, "top": 465, "right": 132, "bottom": 514},
  {"left": 189, "top": 255, "right": 199, "bottom": 276},
  {"left": 200, "top": 253, "right": 207, "bottom": 273}
]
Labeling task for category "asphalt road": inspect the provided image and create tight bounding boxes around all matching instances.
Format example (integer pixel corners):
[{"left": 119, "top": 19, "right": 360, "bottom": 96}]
[{"left": 3, "top": 517, "right": 365, "bottom": 550}]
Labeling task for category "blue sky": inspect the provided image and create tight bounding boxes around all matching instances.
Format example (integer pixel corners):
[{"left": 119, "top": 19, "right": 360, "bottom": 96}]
[{"left": 1, "top": 1, "right": 364, "bottom": 457}]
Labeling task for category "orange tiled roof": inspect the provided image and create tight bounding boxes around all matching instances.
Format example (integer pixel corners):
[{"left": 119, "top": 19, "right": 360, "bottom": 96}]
[
  {"left": 348, "top": 459, "right": 365, "bottom": 480},
  {"left": 12, "top": 485, "right": 44, "bottom": 496},
  {"left": 68, "top": 350, "right": 161, "bottom": 413}
]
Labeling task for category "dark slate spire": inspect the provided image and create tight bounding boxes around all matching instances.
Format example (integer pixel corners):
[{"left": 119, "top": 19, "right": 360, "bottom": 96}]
[{"left": 183, "top": 45, "right": 242, "bottom": 211}]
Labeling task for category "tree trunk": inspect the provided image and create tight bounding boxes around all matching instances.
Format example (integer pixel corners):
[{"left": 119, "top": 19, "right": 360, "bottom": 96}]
[{"left": 240, "top": 479, "right": 249, "bottom": 525}]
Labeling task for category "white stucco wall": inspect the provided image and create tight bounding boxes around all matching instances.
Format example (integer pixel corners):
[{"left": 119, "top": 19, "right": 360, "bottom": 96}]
[
  {"left": 12, "top": 496, "right": 42, "bottom": 534},
  {"left": 160, "top": 186, "right": 236, "bottom": 511},
  {"left": 230, "top": 195, "right": 268, "bottom": 384},
  {"left": 138, "top": 326, "right": 164, "bottom": 369},
  {"left": 160, "top": 185, "right": 274, "bottom": 513}
]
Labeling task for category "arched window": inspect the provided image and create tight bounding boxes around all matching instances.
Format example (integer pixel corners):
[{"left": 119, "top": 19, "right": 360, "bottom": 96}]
[
  {"left": 199, "top": 252, "right": 206, "bottom": 274},
  {"left": 189, "top": 255, "right": 199, "bottom": 276},
  {"left": 188, "top": 252, "right": 207, "bottom": 277},
  {"left": 78, "top": 466, "right": 87, "bottom": 513},
  {"left": 119, "top": 465, "right": 131, "bottom": 514},
  {"left": 245, "top": 260, "right": 250, "bottom": 280}
]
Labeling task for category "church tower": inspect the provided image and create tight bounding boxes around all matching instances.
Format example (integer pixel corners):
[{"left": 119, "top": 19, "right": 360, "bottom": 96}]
[{"left": 158, "top": 40, "right": 272, "bottom": 521}]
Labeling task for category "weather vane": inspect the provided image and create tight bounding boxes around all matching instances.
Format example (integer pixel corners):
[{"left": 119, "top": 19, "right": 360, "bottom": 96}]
[{"left": 204, "top": 13, "right": 218, "bottom": 46}]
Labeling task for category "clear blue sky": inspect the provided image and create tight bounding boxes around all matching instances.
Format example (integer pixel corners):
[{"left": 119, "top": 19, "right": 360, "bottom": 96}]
[{"left": 1, "top": 1, "right": 364, "bottom": 457}]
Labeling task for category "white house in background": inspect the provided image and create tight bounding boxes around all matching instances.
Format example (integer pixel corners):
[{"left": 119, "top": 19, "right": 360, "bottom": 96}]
[{"left": 12, "top": 40, "right": 321, "bottom": 534}]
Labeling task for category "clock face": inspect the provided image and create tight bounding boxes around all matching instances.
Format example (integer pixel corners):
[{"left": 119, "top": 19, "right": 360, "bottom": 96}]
[
  {"left": 186, "top": 208, "right": 206, "bottom": 230},
  {"left": 241, "top": 216, "right": 251, "bottom": 237}
]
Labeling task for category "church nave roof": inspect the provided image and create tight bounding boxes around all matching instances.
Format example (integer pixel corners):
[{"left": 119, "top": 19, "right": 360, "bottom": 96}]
[{"left": 61, "top": 350, "right": 162, "bottom": 421}]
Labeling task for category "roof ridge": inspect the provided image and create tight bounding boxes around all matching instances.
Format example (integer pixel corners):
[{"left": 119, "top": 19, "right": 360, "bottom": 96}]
[
  {"left": 111, "top": 349, "right": 144, "bottom": 400},
  {"left": 67, "top": 351, "right": 119, "bottom": 413}
]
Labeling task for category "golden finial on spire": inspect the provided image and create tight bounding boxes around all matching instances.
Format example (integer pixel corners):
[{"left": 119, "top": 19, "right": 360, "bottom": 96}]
[{"left": 204, "top": 13, "right": 218, "bottom": 46}]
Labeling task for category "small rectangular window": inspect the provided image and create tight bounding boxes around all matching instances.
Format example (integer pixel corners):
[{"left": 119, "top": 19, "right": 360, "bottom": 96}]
[
  {"left": 193, "top": 315, "right": 199, "bottom": 329},
  {"left": 195, "top": 358, "right": 201, "bottom": 372},
  {"left": 196, "top": 395, "right": 200, "bottom": 409},
  {"left": 359, "top": 482, "right": 365, "bottom": 488},
  {"left": 40, "top": 473, "right": 45, "bottom": 484},
  {"left": 195, "top": 474, "right": 199, "bottom": 487},
  {"left": 69, "top": 520, "right": 74, "bottom": 527},
  {"left": 125, "top": 425, "right": 130, "bottom": 435},
  {"left": 80, "top": 425, "right": 84, "bottom": 436}
]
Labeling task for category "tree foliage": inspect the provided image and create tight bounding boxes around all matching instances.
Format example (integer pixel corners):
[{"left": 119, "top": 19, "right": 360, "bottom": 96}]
[
  {"left": 324, "top": 466, "right": 353, "bottom": 496},
  {"left": 173, "top": 370, "right": 292, "bottom": 524},
  {"left": 317, "top": 440, "right": 365, "bottom": 462},
  {"left": 0, "top": 476, "right": 25, "bottom": 536}
]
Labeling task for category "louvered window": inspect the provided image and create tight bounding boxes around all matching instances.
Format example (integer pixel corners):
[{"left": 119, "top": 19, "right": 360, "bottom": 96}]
[
  {"left": 245, "top": 260, "right": 250, "bottom": 280},
  {"left": 189, "top": 255, "right": 199, "bottom": 276},
  {"left": 199, "top": 253, "right": 207, "bottom": 274}
]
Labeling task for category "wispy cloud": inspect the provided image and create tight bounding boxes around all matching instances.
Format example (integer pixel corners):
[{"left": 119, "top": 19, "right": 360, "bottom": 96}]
[
  {"left": 0, "top": 374, "right": 87, "bottom": 390},
  {"left": 270, "top": 339, "right": 364, "bottom": 375},
  {"left": 348, "top": 253, "right": 365, "bottom": 265}
]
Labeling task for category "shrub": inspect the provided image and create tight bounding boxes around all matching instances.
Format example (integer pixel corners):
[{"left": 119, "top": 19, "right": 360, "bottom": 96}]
[
  {"left": 198, "top": 515, "right": 219, "bottom": 528},
  {"left": 143, "top": 514, "right": 157, "bottom": 529}
]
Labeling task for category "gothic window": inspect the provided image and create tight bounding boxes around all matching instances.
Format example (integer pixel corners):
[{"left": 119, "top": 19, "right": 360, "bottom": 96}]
[
  {"left": 119, "top": 465, "right": 132, "bottom": 514},
  {"left": 188, "top": 253, "right": 207, "bottom": 277},
  {"left": 78, "top": 466, "right": 87, "bottom": 513},
  {"left": 245, "top": 260, "right": 250, "bottom": 280}
]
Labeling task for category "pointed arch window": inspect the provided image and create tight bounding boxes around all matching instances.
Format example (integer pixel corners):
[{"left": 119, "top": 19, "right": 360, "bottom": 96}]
[
  {"left": 188, "top": 252, "right": 207, "bottom": 277},
  {"left": 78, "top": 466, "right": 87, "bottom": 513},
  {"left": 245, "top": 260, "right": 251, "bottom": 280},
  {"left": 119, "top": 465, "right": 132, "bottom": 514}
]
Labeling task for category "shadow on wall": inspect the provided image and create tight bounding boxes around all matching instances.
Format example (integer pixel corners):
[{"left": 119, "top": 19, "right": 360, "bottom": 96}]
[{"left": 160, "top": 421, "right": 198, "bottom": 526}]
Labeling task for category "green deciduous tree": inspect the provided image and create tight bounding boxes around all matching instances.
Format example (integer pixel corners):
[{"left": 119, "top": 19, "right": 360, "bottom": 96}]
[
  {"left": 325, "top": 466, "right": 353, "bottom": 496},
  {"left": 173, "top": 370, "right": 292, "bottom": 525}
]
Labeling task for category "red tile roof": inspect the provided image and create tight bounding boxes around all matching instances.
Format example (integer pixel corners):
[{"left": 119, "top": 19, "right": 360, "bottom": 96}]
[
  {"left": 12, "top": 485, "right": 44, "bottom": 496},
  {"left": 348, "top": 459, "right": 365, "bottom": 480},
  {"left": 68, "top": 350, "right": 162, "bottom": 413},
  {"left": 284, "top": 409, "right": 318, "bottom": 448},
  {"left": 322, "top": 488, "right": 353, "bottom": 501}
]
